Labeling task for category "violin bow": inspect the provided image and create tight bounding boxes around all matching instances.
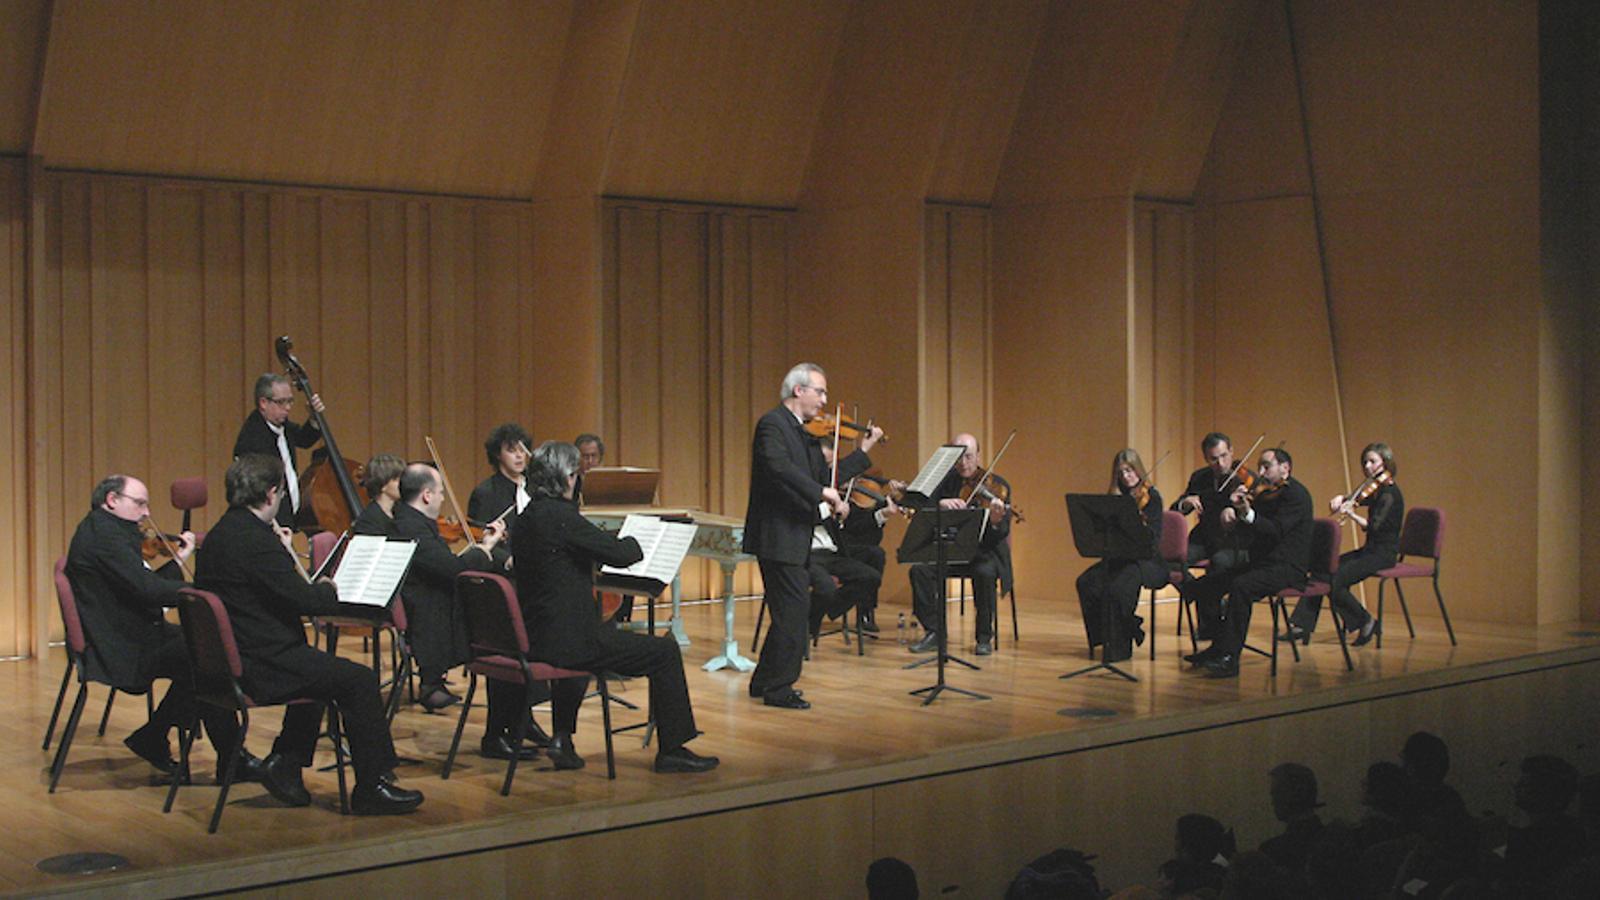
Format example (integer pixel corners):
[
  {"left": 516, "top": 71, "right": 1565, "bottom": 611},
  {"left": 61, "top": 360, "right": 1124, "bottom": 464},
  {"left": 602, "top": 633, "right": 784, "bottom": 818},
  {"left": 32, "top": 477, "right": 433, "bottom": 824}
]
[
  {"left": 1216, "top": 432, "right": 1267, "bottom": 494},
  {"left": 425, "top": 435, "right": 483, "bottom": 554},
  {"left": 140, "top": 514, "right": 192, "bottom": 581},
  {"left": 966, "top": 428, "right": 1019, "bottom": 505}
]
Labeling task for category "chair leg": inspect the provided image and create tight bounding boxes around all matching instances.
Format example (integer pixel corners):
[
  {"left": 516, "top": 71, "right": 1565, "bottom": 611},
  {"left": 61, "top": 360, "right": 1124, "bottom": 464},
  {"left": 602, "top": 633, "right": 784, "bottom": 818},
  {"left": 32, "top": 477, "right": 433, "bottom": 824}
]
[
  {"left": 752, "top": 598, "right": 767, "bottom": 649},
  {"left": 327, "top": 703, "right": 349, "bottom": 814},
  {"left": 501, "top": 683, "right": 532, "bottom": 797},
  {"left": 96, "top": 688, "right": 117, "bottom": 737},
  {"left": 1432, "top": 574, "right": 1457, "bottom": 646},
  {"left": 1010, "top": 588, "right": 1020, "bottom": 643},
  {"left": 855, "top": 607, "right": 865, "bottom": 657},
  {"left": 1148, "top": 588, "right": 1158, "bottom": 661},
  {"left": 42, "top": 658, "right": 75, "bottom": 750},
  {"left": 597, "top": 675, "right": 617, "bottom": 781},
  {"left": 163, "top": 710, "right": 199, "bottom": 814},
  {"left": 441, "top": 673, "right": 478, "bottom": 780},
  {"left": 1282, "top": 600, "right": 1301, "bottom": 663},
  {"left": 1328, "top": 604, "right": 1354, "bottom": 671},
  {"left": 209, "top": 708, "right": 249, "bottom": 834},
  {"left": 1376, "top": 579, "right": 1387, "bottom": 649},
  {"left": 1269, "top": 600, "right": 1280, "bottom": 678},
  {"left": 48, "top": 684, "right": 90, "bottom": 793},
  {"left": 1183, "top": 596, "right": 1199, "bottom": 655},
  {"left": 1394, "top": 580, "right": 1417, "bottom": 638}
]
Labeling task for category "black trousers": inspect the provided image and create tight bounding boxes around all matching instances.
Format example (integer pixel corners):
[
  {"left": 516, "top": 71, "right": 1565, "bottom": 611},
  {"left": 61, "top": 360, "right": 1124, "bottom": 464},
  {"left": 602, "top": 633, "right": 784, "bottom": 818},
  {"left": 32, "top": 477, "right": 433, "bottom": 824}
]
[
  {"left": 910, "top": 549, "right": 1001, "bottom": 642},
  {"left": 749, "top": 558, "right": 810, "bottom": 700},
  {"left": 808, "top": 550, "right": 882, "bottom": 629},
  {"left": 269, "top": 654, "right": 397, "bottom": 785},
  {"left": 1076, "top": 558, "right": 1169, "bottom": 660},
  {"left": 838, "top": 544, "right": 886, "bottom": 614},
  {"left": 1187, "top": 531, "right": 1248, "bottom": 573},
  {"left": 1187, "top": 561, "right": 1303, "bottom": 654},
  {"left": 146, "top": 623, "right": 241, "bottom": 757},
  {"left": 552, "top": 630, "right": 699, "bottom": 753},
  {"left": 402, "top": 593, "right": 460, "bottom": 687},
  {"left": 1290, "top": 546, "right": 1391, "bottom": 632}
]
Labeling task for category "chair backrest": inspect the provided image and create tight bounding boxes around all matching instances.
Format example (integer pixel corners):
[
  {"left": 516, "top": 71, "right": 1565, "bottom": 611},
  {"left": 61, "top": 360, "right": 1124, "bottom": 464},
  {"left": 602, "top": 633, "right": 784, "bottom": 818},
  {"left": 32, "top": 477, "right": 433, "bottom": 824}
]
[
  {"left": 175, "top": 587, "right": 245, "bottom": 685},
  {"left": 1397, "top": 507, "right": 1443, "bottom": 560},
  {"left": 1309, "top": 517, "right": 1342, "bottom": 578},
  {"left": 456, "top": 571, "right": 529, "bottom": 657},
  {"left": 53, "top": 556, "right": 88, "bottom": 656},
  {"left": 1158, "top": 510, "right": 1188, "bottom": 566},
  {"left": 309, "top": 531, "right": 342, "bottom": 572},
  {"left": 170, "top": 476, "right": 208, "bottom": 511}
]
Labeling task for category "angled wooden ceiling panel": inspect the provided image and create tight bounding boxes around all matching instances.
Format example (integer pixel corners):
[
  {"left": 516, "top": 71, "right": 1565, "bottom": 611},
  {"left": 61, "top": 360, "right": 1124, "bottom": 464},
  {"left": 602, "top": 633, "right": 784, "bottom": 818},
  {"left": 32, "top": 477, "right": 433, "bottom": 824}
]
[
  {"left": 0, "top": 0, "right": 51, "bottom": 154},
  {"left": 925, "top": 0, "right": 1049, "bottom": 205},
  {"left": 993, "top": 0, "right": 1193, "bottom": 206},
  {"left": 33, "top": 0, "right": 573, "bottom": 197},
  {"left": 602, "top": 0, "right": 853, "bottom": 207}
]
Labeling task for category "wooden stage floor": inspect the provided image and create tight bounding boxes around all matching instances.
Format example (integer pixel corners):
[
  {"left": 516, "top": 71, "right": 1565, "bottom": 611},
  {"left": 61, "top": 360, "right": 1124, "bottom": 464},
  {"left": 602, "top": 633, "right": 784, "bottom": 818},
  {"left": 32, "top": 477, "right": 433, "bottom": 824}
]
[{"left": 6, "top": 592, "right": 1599, "bottom": 897}]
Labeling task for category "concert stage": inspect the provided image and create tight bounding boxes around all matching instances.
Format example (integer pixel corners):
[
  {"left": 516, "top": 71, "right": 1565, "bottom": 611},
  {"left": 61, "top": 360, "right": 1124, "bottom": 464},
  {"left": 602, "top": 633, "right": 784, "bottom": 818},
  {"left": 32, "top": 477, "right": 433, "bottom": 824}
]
[{"left": 7, "top": 594, "right": 1600, "bottom": 898}]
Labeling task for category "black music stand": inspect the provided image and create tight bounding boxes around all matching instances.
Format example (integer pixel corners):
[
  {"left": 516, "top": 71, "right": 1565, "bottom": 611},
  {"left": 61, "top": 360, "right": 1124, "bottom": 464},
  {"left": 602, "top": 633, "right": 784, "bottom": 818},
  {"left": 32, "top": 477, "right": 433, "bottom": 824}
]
[
  {"left": 1060, "top": 493, "right": 1153, "bottom": 683},
  {"left": 898, "top": 506, "right": 988, "bottom": 704}
]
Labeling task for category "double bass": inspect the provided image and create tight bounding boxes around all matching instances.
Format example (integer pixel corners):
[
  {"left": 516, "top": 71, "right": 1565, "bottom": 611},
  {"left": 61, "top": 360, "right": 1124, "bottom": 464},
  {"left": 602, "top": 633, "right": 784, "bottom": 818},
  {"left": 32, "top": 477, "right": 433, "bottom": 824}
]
[{"left": 275, "top": 336, "right": 367, "bottom": 535}]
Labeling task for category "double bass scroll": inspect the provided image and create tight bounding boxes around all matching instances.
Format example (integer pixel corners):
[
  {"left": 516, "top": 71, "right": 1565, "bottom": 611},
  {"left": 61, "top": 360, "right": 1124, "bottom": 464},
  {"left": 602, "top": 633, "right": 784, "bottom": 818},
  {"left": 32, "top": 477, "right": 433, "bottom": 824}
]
[{"left": 275, "top": 336, "right": 366, "bottom": 534}]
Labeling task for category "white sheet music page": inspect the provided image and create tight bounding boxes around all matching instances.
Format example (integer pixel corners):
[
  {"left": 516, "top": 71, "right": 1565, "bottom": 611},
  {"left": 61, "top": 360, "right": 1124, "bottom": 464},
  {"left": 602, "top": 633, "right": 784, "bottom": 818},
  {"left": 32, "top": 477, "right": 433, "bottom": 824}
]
[
  {"left": 600, "top": 515, "right": 697, "bottom": 584},
  {"left": 907, "top": 445, "right": 966, "bottom": 497},
  {"left": 332, "top": 535, "right": 416, "bottom": 607}
]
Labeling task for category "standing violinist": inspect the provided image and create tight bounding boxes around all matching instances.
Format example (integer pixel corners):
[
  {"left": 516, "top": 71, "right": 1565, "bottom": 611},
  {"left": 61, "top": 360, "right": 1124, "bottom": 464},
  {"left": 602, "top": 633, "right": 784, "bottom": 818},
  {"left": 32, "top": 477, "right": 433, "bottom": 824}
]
[
  {"left": 1282, "top": 443, "right": 1402, "bottom": 647},
  {"left": 233, "top": 373, "right": 325, "bottom": 530},
  {"left": 1183, "top": 447, "right": 1312, "bottom": 677},
  {"left": 1172, "top": 433, "right": 1250, "bottom": 576},
  {"left": 1075, "top": 449, "right": 1169, "bottom": 662},
  {"left": 906, "top": 433, "right": 1012, "bottom": 657}
]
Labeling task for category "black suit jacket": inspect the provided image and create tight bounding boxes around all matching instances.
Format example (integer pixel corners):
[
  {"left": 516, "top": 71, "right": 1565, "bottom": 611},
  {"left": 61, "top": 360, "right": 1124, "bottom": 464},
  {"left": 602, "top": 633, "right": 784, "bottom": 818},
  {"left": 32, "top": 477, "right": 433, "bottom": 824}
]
[
  {"left": 351, "top": 501, "right": 399, "bottom": 538},
  {"left": 64, "top": 508, "right": 188, "bottom": 689},
  {"left": 908, "top": 468, "right": 1015, "bottom": 593},
  {"left": 468, "top": 472, "right": 522, "bottom": 568},
  {"left": 391, "top": 503, "right": 495, "bottom": 659},
  {"left": 193, "top": 506, "right": 343, "bottom": 701},
  {"left": 741, "top": 406, "right": 870, "bottom": 566},
  {"left": 512, "top": 496, "right": 643, "bottom": 666},
  {"left": 232, "top": 409, "right": 322, "bottom": 528},
  {"left": 1172, "top": 465, "right": 1233, "bottom": 548},
  {"left": 1244, "top": 476, "right": 1314, "bottom": 578}
]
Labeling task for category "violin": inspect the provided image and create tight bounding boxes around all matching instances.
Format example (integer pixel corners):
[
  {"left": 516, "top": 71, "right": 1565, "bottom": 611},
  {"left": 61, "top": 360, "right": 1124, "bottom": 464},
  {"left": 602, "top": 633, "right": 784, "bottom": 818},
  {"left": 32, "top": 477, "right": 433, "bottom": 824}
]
[
  {"left": 804, "top": 412, "right": 886, "bottom": 443},
  {"left": 1338, "top": 470, "right": 1393, "bottom": 522},
  {"left": 961, "top": 475, "right": 1025, "bottom": 523},
  {"left": 436, "top": 516, "right": 486, "bottom": 544},
  {"left": 139, "top": 516, "right": 192, "bottom": 579},
  {"left": 847, "top": 469, "right": 906, "bottom": 510}
]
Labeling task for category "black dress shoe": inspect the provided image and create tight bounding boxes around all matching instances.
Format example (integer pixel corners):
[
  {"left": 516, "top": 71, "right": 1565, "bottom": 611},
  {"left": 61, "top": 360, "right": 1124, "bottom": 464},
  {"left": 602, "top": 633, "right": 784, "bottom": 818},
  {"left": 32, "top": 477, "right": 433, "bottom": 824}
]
[
  {"left": 1202, "top": 653, "right": 1240, "bottom": 678},
  {"left": 260, "top": 752, "right": 311, "bottom": 807},
  {"left": 654, "top": 746, "right": 720, "bottom": 773},
  {"left": 418, "top": 685, "right": 460, "bottom": 713},
  {"left": 480, "top": 734, "right": 541, "bottom": 761},
  {"left": 227, "top": 751, "right": 267, "bottom": 785},
  {"left": 545, "top": 734, "right": 585, "bottom": 770},
  {"left": 124, "top": 725, "right": 177, "bottom": 773},
  {"left": 858, "top": 616, "right": 880, "bottom": 634},
  {"left": 762, "top": 691, "right": 811, "bottom": 710},
  {"left": 1351, "top": 619, "right": 1382, "bottom": 647},
  {"left": 351, "top": 773, "right": 423, "bottom": 816},
  {"left": 1278, "top": 624, "right": 1311, "bottom": 645},
  {"left": 519, "top": 716, "right": 553, "bottom": 749},
  {"left": 1184, "top": 645, "right": 1223, "bottom": 666},
  {"left": 974, "top": 639, "right": 993, "bottom": 656},
  {"left": 908, "top": 632, "right": 940, "bottom": 653}
]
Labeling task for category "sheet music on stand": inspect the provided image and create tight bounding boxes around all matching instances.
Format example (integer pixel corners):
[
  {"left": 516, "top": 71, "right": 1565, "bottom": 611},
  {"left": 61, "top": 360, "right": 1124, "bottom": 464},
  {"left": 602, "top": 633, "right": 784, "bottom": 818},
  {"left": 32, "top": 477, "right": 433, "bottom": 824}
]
[
  {"left": 330, "top": 535, "right": 417, "bottom": 608},
  {"left": 600, "top": 514, "right": 697, "bottom": 586},
  {"left": 906, "top": 445, "right": 966, "bottom": 498}
]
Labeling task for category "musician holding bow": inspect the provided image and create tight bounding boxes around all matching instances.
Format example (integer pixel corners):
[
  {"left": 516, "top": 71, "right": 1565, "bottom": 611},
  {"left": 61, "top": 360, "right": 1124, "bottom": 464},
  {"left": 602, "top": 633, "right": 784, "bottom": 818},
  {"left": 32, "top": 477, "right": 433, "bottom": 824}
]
[
  {"left": 906, "top": 433, "right": 1012, "bottom": 657},
  {"left": 1171, "top": 432, "right": 1251, "bottom": 577},
  {"left": 1075, "top": 449, "right": 1168, "bottom": 663},
  {"left": 233, "top": 373, "right": 325, "bottom": 530},
  {"left": 1282, "top": 442, "right": 1401, "bottom": 647}
]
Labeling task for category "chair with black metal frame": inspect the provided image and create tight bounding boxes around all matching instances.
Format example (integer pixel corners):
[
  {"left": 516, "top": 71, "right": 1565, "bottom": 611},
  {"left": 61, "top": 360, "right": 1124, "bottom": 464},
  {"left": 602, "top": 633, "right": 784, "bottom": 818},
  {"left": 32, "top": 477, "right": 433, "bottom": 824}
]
[
  {"left": 1273, "top": 518, "right": 1353, "bottom": 672},
  {"left": 1146, "top": 511, "right": 1190, "bottom": 661},
  {"left": 950, "top": 534, "right": 1019, "bottom": 651},
  {"left": 442, "top": 571, "right": 616, "bottom": 794},
  {"left": 44, "top": 556, "right": 156, "bottom": 792},
  {"left": 163, "top": 587, "right": 348, "bottom": 833},
  {"left": 306, "top": 531, "right": 414, "bottom": 722},
  {"left": 1373, "top": 507, "right": 1455, "bottom": 648}
]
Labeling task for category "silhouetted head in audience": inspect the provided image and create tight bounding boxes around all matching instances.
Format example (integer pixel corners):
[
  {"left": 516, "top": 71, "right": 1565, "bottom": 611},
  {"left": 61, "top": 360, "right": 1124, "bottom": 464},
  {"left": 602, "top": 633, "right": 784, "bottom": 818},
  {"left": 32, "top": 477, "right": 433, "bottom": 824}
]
[
  {"left": 1269, "top": 763, "right": 1322, "bottom": 822},
  {"left": 866, "top": 857, "right": 918, "bottom": 900},
  {"left": 1364, "top": 761, "right": 1410, "bottom": 818},
  {"left": 1175, "top": 813, "right": 1235, "bottom": 864},
  {"left": 1402, "top": 731, "right": 1450, "bottom": 786},
  {"left": 1515, "top": 754, "right": 1580, "bottom": 819},
  {"left": 1004, "top": 847, "right": 1100, "bottom": 900}
]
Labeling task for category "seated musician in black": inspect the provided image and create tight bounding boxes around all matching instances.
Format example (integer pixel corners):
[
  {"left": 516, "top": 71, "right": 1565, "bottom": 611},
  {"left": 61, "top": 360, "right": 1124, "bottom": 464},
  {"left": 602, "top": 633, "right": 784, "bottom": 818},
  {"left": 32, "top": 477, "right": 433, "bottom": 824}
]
[
  {"left": 812, "top": 438, "right": 893, "bottom": 635},
  {"left": 65, "top": 474, "right": 253, "bottom": 781},
  {"left": 511, "top": 441, "right": 718, "bottom": 773},
  {"left": 194, "top": 453, "right": 421, "bottom": 815},
  {"left": 468, "top": 423, "right": 532, "bottom": 570},
  {"left": 1075, "top": 449, "right": 1169, "bottom": 663},
  {"left": 390, "top": 464, "right": 510, "bottom": 721},
  {"left": 907, "top": 433, "right": 1012, "bottom": 657},
  {"left": 1183, "top": 447, "right": 1313, "bottom": 678},
  {"left": 1283, "top": 442, "right": 1402, "bottom": 647},
  {"left": 351, "top": 453, "right": 405, "bottom": 538},
  {"left": 1172, "top": 432, "right": 1250, "bottom": 574}
]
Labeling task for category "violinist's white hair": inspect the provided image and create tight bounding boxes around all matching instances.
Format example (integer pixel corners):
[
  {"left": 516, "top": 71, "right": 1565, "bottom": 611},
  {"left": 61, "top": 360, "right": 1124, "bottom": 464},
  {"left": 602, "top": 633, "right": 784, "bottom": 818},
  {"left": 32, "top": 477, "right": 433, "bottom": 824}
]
[{"left": 780, "top": 362, "right": 825, "bottom": 402}]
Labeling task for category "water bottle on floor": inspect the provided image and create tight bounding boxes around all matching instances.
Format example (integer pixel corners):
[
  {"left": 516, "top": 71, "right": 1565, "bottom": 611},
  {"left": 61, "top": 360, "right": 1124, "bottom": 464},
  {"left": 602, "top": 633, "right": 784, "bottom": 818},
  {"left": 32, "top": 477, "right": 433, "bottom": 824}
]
[{"left": 897, "top": 612, "right": 907, "bottom": 645}]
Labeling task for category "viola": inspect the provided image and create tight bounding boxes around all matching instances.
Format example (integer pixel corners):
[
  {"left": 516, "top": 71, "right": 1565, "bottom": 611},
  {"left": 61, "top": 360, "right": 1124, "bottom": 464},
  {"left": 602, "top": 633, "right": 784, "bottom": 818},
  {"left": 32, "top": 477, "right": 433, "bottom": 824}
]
[
  {"left": 848, "top": 470, "right": 906, "bottom": 510},
  {"left": 961, "top": 474, "right": 1025, "bottom": 524},
  {"left": 803, "top": 412, "right": 886, "bottom": 443},
  {"left": 436, "top": 516, "right": 485, "bottom": 545}
]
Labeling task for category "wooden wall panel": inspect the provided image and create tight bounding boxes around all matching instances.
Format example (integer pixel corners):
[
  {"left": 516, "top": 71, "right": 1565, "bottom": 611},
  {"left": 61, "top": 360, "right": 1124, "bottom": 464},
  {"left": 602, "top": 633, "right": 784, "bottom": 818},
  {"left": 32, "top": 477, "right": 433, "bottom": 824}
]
[
  {"left": 602, "top": 199, "right": 790, "bottom": 600},
  {"left": 0, "top": 158, "right": 26, "bottom": 656},
  {"left": 1132, "top": 203, "right": 1194, "bottom": 505},
  {"left": 921, "top": 205, "right": 991, "bottom": 454},
  {"left": 21, "top": 172, "right": 534, "bottom": 649},
  {"left": 0, "top": 0, "right": 50, "bottom": 153}
]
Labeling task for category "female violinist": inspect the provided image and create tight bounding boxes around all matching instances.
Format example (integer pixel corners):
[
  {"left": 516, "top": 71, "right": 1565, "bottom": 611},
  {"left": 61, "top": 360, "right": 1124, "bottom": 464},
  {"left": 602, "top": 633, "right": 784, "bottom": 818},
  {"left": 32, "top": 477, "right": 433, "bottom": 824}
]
[
  {"left": 352, "top": 454, "right": 406, "bottom": 538},
  {"left": 1281, "top": 442, "right": 1403, "bottom": 646},
  {"left": 1075, "top": 449, "right": 1169, "bottom": 662}
]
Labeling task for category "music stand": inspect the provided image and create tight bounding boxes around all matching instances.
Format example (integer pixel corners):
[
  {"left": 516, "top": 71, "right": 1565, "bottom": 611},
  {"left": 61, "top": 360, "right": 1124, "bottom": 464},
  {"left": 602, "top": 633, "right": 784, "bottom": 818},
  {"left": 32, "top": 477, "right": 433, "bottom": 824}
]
[
  {"left": 898, "top": 467, "right": 989, "bottom": 704},
  {"left": 1060, "top": 493, "right": 1153, "bottom": 683}
]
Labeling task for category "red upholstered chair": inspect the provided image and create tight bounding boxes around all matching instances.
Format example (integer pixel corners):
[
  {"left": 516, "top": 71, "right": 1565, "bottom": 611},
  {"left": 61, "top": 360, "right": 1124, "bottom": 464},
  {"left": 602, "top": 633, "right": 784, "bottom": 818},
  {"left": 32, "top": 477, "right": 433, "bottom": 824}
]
[
  {"left": 1374, "top": 507, "right": 1455, "bottom": 647},
  {"left": 164, "top": 587, "right": 348, "bottom": 832},
  {"left": 1146, "top": 510, "right": 1189, "bottom": 660},
  {"left": 307, "top": 530, "right": 414, "bottom": 721},
  {"left": 170, "top": 476, "right": 207, "bottom": 534},
  {"left": 1234, "top": 519, "right": 1338, "bottom": 677},
  {"left": 1274, "top": 518, "right": 1354, "bottom": 672},
  {"left": 443, "top": 572, "right": 616, "bottom": 794},
  {"left": 45, "top": 556, "right": 154, "bottom": 792}
]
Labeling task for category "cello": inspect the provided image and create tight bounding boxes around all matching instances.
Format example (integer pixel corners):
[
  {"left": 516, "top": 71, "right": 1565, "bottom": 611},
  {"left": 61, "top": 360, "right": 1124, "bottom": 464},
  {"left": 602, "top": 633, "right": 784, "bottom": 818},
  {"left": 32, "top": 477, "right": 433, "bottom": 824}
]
[{"left": 275, "top": 336, "right": 367, "bottom": 535}]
